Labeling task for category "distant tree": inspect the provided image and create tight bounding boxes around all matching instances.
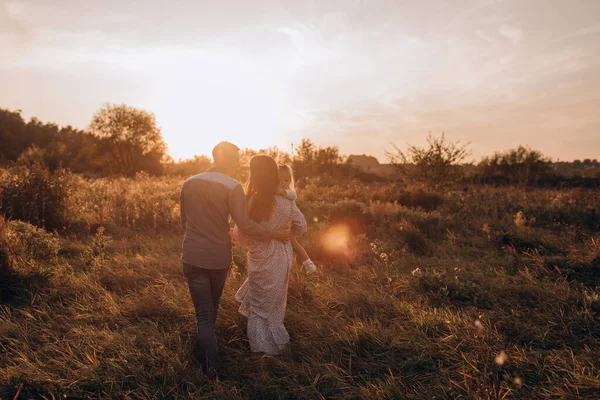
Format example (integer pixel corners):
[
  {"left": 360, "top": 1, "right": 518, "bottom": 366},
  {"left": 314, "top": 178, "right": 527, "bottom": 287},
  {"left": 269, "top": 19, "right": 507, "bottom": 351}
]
[
  {"left": 386, "top": 133, "right": 471, "bottom": 191},
  {"left": 0, "top": 109, "right": 29, "bottom": 161},
  {"left": 88, "top": 104, "right": 167, "bottom": 176},
  {"left": 294, "top": 139, "right": 317, "bottom": 164},
  {"left": 478, "top": 146, "right": 553, "bottom": 186},
  {"left": 573, "top": 159, "right": 582, "bottom": 166},
  {"left": 0, "top": 108, "right": 110, "bottom": 174},
  {"left": 292, "top": 138, "right": 343, "bottom": 180},
  {"left": 315, "top": 146, "right": 344, "bottom": 166},
  {"left": 164, "top": 155, "right": 212, "bottom": 176},
  {"left": 240, "top": 146, "right": 292, "bottom": 168}
]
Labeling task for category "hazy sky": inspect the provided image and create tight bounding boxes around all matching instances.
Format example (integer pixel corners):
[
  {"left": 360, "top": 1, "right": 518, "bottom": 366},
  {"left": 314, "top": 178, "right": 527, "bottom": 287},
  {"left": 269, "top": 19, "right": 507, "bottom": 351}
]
[{"left": 1, "top": 0, "right": 599, "bottom": 161}]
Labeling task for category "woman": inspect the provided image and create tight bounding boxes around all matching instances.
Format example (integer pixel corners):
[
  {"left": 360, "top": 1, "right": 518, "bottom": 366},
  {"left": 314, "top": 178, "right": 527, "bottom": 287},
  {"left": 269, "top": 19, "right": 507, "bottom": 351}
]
[{"left": 234, "top": 155, "right": 307, "bottom": 355}]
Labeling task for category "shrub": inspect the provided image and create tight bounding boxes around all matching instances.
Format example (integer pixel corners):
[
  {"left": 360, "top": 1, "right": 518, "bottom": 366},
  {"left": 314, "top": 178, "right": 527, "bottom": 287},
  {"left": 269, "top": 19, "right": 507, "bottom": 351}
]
[
  {"left": 0, "top": 162, "right": 74, "bottom": 231},
  {"left": 397, "top": 189, "right": 445, "bottom": 211},
  {"left": 398, "top": 227, "right": 432, "bottom": 256},
  {"left": 69, "top": 174, "right": 181, "bottom": 230},
  {"left": 2, "top": 219, "right": 60, "bottom": 275},
  {"left": 396, "top": 207, "right": 444, "bottom": 238},
  {"left": 477, "top": 146, "right": 553, "bottom": 187},
  {"left": 386, "top": 133, "right": 471, "bottom": 191}
]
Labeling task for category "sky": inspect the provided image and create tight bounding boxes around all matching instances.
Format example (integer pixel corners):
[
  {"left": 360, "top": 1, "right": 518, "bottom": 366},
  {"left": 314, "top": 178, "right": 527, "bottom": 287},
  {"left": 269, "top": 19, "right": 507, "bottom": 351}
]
[{"left": 1, "top": 0, "right": 599, "bottom": 162}]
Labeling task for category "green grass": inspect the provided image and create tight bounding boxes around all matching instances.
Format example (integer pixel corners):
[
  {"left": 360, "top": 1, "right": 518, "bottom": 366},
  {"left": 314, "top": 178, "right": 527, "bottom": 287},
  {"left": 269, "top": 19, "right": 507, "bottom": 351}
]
[{"left": 1, "top": 178, "right": 599, "bottom": 399}]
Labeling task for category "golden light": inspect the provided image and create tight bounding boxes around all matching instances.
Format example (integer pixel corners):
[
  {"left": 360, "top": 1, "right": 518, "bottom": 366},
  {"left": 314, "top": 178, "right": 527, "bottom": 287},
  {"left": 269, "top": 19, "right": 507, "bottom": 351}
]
[
  {"left": 322, "top": 224, "right": 351, "bottom": 253},
  {"left": 151, "top": 52, "right": 290, "bottom": 158}
]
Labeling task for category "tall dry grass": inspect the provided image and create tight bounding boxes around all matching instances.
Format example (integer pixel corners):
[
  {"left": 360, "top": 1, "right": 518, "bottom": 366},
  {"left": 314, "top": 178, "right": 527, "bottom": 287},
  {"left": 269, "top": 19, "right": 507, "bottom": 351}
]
[{"left": 1, "top": 173, "right": 599, "bottom": 399}]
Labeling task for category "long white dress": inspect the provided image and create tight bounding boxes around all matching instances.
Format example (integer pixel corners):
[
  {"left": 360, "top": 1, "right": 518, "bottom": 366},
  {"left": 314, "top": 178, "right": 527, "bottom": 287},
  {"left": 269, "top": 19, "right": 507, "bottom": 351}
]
[{"left": 234, "top": 196, "right": 307, "bottom": 354}]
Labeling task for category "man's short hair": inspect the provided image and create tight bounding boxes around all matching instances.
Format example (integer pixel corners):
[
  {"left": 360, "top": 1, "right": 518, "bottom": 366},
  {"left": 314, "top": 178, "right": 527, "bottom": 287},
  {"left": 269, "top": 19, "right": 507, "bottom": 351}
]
[{"left": 212, "top": 141, "right": 240, "bottom": 166}]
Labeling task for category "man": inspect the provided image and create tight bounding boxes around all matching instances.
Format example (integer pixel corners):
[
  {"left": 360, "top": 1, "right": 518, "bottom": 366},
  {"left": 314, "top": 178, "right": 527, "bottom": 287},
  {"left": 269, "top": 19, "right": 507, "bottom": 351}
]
[{"left": 180, "top": 141, "right": 289, "bottom": 376}]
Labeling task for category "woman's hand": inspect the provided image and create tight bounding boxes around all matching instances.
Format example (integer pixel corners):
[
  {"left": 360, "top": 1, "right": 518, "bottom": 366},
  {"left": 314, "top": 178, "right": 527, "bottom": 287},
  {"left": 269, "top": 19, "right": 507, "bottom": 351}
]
[{"left": 271, "top": 227, "right": 291, "bottom": 243}]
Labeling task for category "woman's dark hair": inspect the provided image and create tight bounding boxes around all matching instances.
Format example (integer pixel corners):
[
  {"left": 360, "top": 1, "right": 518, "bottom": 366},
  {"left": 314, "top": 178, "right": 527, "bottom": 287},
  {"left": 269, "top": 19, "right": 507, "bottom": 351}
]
[{"left": 246, "top": 155, "right": 279, "bottom": 222}]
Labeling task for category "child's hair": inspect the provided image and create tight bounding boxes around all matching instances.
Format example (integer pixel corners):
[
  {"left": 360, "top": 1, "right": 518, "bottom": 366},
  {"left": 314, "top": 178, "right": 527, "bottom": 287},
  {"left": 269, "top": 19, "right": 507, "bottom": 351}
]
[{"left": 278, "top": 164, "right": 295, "bottom": 191}]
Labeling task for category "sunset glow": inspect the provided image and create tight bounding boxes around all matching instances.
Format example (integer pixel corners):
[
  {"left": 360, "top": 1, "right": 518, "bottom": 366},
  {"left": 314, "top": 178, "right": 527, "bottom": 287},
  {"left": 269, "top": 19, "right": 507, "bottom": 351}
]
[
  {"left": 322, "top": 224, "right": 351, "bottom": 253},
  {"left": 1, "top": 0, "right": 599, "bottom": 160}
]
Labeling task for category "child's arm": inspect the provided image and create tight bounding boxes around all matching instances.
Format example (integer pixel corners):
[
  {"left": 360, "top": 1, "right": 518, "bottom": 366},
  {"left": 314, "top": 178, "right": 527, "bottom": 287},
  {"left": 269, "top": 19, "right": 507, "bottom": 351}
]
[
  {"left": 276, "top": 188, "right": 297, "bottom": 201},
  {"left": 291, "top": 236, "right": 309, "bottom": 263}
]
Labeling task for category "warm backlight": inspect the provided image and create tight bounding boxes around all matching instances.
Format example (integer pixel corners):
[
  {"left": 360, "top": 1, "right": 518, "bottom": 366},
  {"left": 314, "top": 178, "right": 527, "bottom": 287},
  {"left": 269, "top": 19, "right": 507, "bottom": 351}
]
[{"left": 322, "top": 224, "right": 351, "bottom": 253}]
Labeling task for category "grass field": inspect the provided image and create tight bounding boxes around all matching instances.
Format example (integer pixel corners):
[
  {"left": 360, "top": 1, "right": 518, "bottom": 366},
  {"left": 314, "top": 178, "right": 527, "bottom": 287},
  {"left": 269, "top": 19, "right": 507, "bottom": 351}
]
[{"left": 1, "top": 174, "right": 599, "bottom": 399}]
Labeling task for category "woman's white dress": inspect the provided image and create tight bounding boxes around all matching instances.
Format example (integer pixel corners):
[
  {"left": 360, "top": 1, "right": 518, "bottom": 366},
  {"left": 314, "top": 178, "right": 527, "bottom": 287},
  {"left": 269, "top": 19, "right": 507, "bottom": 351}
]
[{"left": 234, "top": 196, "right": 307, "bottom": 354}]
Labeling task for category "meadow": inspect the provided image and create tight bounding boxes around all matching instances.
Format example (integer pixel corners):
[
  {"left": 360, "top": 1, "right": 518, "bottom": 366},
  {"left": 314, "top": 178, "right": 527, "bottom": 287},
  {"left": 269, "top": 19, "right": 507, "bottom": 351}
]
[{"left": 1, "top": 171, "right": 599, "bottom": 399}]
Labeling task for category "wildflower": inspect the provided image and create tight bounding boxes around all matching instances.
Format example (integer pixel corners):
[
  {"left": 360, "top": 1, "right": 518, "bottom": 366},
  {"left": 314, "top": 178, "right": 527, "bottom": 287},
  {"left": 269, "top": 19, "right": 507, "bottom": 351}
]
[
  {"left": 514, "top": 377, "right": 523, "bottom": 387},
  {"left": 514, "top": 211, "right": 527, "bottom": 229},
  {"left": 494, "top": 351, "right": 508, "bottom": 366},
  {"left": 482, "top": 223, "right": 491, "bottom": 235},
  {"left": 474, "top": 319, "right": 483, "bottom": 330}
]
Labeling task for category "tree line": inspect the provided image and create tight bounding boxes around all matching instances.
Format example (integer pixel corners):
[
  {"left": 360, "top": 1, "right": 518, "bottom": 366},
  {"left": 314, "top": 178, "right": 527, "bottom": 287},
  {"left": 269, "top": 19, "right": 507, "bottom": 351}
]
[
  {"left": 0, "top": 104, "right": 167, "bottom": 176},
  {"left": 1, "top": 104, "right": 598, "bottom": 188},
  {"left": 0, "top": 105, "right": 348, "bottom": 180}
]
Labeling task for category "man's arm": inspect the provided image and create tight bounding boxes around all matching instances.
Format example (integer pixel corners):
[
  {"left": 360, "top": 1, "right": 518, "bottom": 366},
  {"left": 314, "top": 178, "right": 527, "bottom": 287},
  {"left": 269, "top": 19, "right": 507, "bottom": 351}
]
[
  {"left": 228, "top": 185, "right": 272, "bottom": 239},
  {"left": 179, "top": 185, "right": 186, "bottom": 230}
]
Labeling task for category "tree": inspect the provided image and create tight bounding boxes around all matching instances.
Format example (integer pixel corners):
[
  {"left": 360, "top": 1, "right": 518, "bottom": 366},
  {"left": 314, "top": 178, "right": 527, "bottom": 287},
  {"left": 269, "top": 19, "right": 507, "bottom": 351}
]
[
  {"left": 164, "top": 155, "right": 212, "bottom": 176},
  {"left": 239, "top": 146, "right": 292, "bottom": 168},
  {"left": 0, "top": 109, "right": 28, "bottom": 161},
  {"left": 292, "top": 138, "right": 344, "bottom": 180},
  {"left": 294, "top": 139, "right": 316, "bottom": 164},
  {"left": 386, "top": 133, "right": 471, "bottom": 191},
  {"left": 88, "top": 104, "right": 167, "bottom": 176}
]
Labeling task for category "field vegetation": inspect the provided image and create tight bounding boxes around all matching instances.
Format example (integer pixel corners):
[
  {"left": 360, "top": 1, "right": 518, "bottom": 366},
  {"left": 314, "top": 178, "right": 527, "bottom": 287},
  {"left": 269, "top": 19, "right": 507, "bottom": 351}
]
[
  {"left": 1, "top": 170, "right": 599, "bottom": 399},
  {"left": 1, "top": 106, "right": 599, "bottom": 399}
]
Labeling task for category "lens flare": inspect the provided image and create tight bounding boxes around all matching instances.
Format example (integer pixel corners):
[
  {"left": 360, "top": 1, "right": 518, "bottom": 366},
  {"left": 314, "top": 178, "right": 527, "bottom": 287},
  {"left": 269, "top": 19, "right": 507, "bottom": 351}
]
[{"left": 323, "top": 224, "right": 351, "bottom": 253}]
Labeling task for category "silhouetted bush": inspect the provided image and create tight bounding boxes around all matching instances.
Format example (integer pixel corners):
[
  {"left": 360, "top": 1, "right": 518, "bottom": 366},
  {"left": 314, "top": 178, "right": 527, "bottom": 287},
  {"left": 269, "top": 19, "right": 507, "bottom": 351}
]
[
  {"left": 0, "top": 163, "right": 74, "bottom": 231},
  {"left": 477, "top": 146, "right": 553, "bottom": 187},
  {"left": 386, "top": 133, "right": 471, "bottom": 191}
]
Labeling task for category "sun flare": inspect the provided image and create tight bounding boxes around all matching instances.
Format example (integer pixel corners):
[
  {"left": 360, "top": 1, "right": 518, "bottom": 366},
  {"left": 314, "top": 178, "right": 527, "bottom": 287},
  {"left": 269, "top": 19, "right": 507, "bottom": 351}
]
[
  {"left": 322, "top": 224, "right": 351, "bottom": 253},
  {"left": 152, "top": 55, "right": 289, "bottom": 159}
]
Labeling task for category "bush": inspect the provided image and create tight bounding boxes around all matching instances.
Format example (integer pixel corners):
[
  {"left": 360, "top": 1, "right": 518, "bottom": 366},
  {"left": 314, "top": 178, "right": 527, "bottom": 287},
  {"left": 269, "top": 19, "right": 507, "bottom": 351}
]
[
  {"left": 2, "top": 219, "right": 60, "bottom": 274},
  {"left": 386, "top": 133, "right": 471, "bottom": 191},
  {"left": 0, "top": 162, "right": 75, "bottom": 230},
  {"left": 397, "top": 189, "right": 445, "bottom": 211},
  {"left": 69, "top": 174, "right": 180, "bottom": 231},
  {"left": 398, "top": 227, "right": 432, "bottom": 256},
  {"left": 477, "top": 146, "right": 553, "bottom": 187}
]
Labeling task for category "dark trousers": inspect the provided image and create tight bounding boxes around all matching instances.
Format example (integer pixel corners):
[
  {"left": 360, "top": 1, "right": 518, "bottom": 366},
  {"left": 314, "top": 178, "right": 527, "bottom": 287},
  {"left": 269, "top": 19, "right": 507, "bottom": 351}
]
[{"left": 183, "top": 263, "right": 230, "bottom": 371}]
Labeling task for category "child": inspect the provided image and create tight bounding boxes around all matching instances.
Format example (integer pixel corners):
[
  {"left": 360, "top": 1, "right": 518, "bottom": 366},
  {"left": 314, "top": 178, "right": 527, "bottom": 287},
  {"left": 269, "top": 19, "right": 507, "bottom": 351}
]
[{"left": 278, "top": 164, "right": 317, "bottom": 274}]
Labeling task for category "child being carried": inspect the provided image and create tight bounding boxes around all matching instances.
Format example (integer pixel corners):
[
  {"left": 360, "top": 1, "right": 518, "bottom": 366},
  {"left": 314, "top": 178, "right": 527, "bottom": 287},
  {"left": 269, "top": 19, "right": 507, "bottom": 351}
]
[{"left": 277, "top": 164, "right": 317, "bottom": 274}]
